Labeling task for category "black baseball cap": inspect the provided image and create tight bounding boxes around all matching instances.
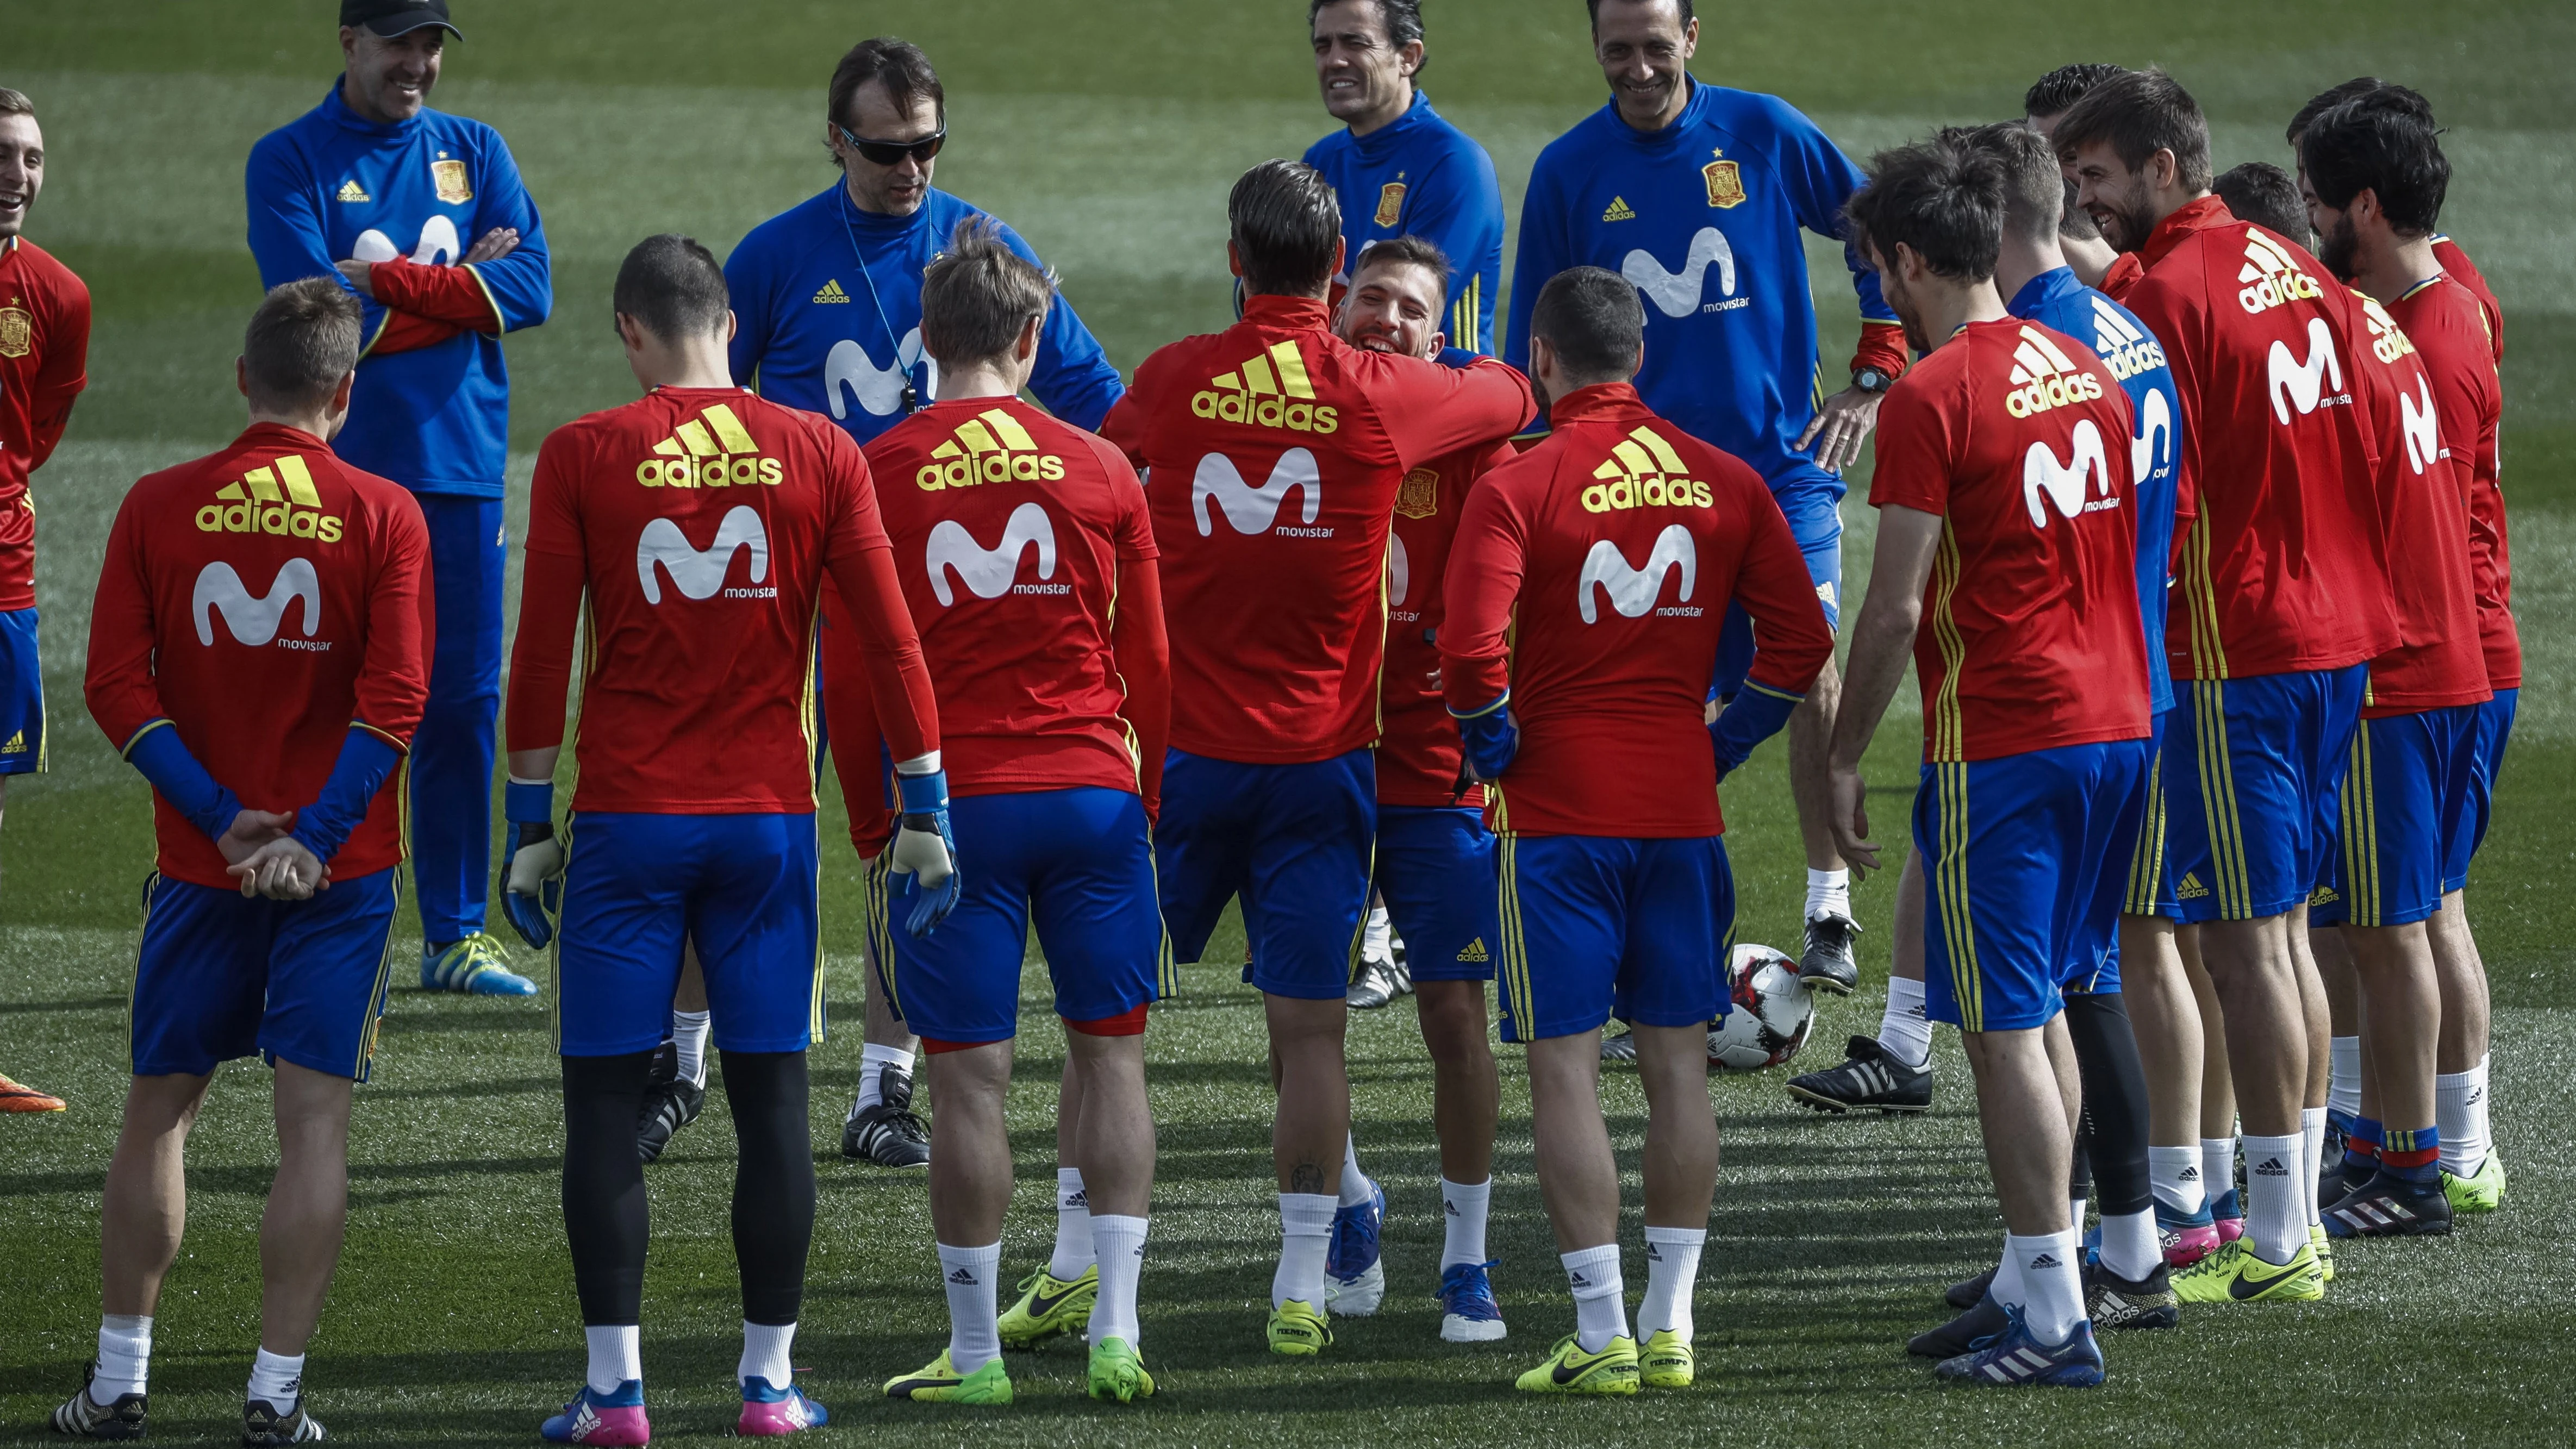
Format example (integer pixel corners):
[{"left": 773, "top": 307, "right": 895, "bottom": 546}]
[{"left": 340, "top": 0, "right": 463, "bottom": 40}]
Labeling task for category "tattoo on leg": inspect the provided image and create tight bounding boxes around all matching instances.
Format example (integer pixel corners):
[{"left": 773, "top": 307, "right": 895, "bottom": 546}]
[{"left": 1289, "top": 1161, "right": 1324, "bottom": 1195}]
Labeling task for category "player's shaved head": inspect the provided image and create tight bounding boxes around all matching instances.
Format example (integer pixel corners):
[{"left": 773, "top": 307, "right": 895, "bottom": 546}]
[
  {"left": 2050, "top": 67, "right": 2213, "bottom": 193},
  {"left": 919, "top": 217, "right": 1055, "bottom": 368},
  {"left": 1231, "top": 159, "right": 1343, "bottom": 299},
  {"left": 613, "top": 234, "right": 730, "bottom": 343},
  {"left": 1950, "top": 122, "right": 2062, "bottom": 246},
  {"left": 243, "top": 278, "right": 363, "bottom": 413},
  {"left": 2213, "top": 163, "right": 2312, "bottom": 250},
  {"left": 1530, "top": 266, "right": 1644, "bottom": 384},
  {"left": 1847, "top": 135, "right": 2006, "bottom": 282}
]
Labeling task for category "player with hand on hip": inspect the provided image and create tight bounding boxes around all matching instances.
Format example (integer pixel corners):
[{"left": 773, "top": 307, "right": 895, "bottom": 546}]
[
  {"left": 60, "top": 279, "right": 432, "bottom": 1445},
  {"left": 1442, "top": 267, "right": 1832, "bottom": 1395},
  {"left": 504, "top": 236, "right": 948, "bottom": 1442}
]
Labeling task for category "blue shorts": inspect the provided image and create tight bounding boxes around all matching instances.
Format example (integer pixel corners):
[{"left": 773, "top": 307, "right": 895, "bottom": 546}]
[
  {"left": 1495, "top": 833, "right": 1735, "bottom": 1043},
  {"left": 1918, "top": 740, "right": 2150, "bottom": 1032},
  {"left": 1157, "top": 747, "right": 1376, "bottom": 1001},
  {"left": 876, "top": 788, "right": 1170, "bottom": 1046},
  {"left": 2453, "top": 688, "right": 2517, "bottom": 879},
  {"left": 1375, "top": 806, "right": 1500, "bottom": 983},
  {"left": 2313, "top": 705, "right": 2482, "bottom": 928},
  {"left": 1713, "top": 472, "right": 1842, "bottom": 698},
  {"left": 2120, "top": 708, "right": 2184, "bottom": 921},
  {"left": 0, "top": 606, "right": 42, "bottom": 777},
  {"left": 555, "top": 812, "right": 824, "bottom": 1057},
  {"left": 2167, "top": 667, "right": 2366, "bottom": 923},
  {"left": 129, "top": 869, "right": 401, "bottom": 1080}
]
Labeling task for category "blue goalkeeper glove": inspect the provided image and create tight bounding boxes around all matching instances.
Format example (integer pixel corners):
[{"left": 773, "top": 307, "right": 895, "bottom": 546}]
[
  {"left": 1449, "top": 691, "right": 1519, "bottom": 783},
  {"left": 888, "top": 763, "right": 961, "bottom": 937},
  {"left": 1709, "top": 683, "right": 1804, "bottom": 784},
  {"left": 500, "top": 778, "right": 563, "bottom": 949}
]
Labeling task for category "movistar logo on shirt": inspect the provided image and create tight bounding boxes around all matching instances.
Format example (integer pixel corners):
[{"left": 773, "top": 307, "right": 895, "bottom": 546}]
[
  {"left": 1192, "top": 448, "right": 1324, "bottom": 537},
  {"left": 927, "top": 501, "right": 1063, "bottom": 605},
  {"left": 813, "top": 279, "right": 852, "bottom": 304},
  {"left": 2004, "top": 326, "right": 2105, "bottom": 419},
  {"left": 1579, "top": 525, "right": 1699, "bottom": 622},
  {"left": 916, "top": 408, "right": 1066, "bottom": 490},
  {"left": 2267, "top": 318, "right": 2349, "bottom": 423},
  {"left": 1624, "top": 228, "right": 1740, "bottom": 318},
  {"left": 2395, "top": 370, "right": 2441, "bottom": 477},
  {"left": 2237, "top": 231, "right": 2325, "bottom": 315},
  {"left": 637, "top": 402, "right": 784, "bottom": 489},
  {"left": 196, "top": 455, "right": 345, "bottom": 542},
  {"left": 1191, "top": 341, "right": 1340, "bottom": 434},
  {"left": 1585, "top": 426, "right": 1714, "bottom": 513},
  {"left": 2089, "top": 297, "right": 2168, "bottom": 382},
  {"left": 193, "top": 558, "right": 325, "bottom": 649},
  {"left": 2023, "top": 419, "right": 2118, "bottom": 529},
  {"left": 637, "top": 505, "right": 772, "bottom": 603}
]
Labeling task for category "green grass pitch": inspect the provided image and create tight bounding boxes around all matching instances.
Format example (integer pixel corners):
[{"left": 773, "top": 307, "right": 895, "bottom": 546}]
[{"left": 5, "top": 2, "right": 2574, "bottom": 1442}]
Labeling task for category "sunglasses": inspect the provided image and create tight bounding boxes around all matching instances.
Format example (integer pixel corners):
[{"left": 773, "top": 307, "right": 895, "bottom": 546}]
[{"left": 836, "top": 124, "right": 946, "bottom": 167}]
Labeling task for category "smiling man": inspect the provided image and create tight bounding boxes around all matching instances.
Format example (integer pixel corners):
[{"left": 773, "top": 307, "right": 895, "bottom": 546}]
[
  {"left": 1507, "top": 0, "right": 1910, "bottom": 1002},
  {"left": 247, "top": 0, "right": 554, "bottom": 1002},
  {"left": 1301, "top": 0, "right": 1505, "bottom": 354}
]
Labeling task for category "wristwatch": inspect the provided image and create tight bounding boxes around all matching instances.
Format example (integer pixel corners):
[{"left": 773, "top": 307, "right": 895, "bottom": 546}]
[{"left": 1853, "top": 367, "right": 1894, "bottom": 394}]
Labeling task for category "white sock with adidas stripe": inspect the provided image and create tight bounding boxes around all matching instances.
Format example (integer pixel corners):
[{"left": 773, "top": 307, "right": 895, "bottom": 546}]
[
  {"left": 938, "top": 1242, "right": 1004, "bottom": 1373},
  {"left": 2007, "top": 1230, "right": 2084, "bottom": 1345}
]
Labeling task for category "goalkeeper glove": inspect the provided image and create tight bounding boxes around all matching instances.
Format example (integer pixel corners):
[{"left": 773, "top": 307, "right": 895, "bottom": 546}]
[
  {"left": 500, "top": 777, "right": 564, "bottom": 948},
  {"left": 1450, "top": 690, "right": 1519, "bottom": 783},
  {"left": 888, "top": 760, "right": 961, "bottom": 937}
]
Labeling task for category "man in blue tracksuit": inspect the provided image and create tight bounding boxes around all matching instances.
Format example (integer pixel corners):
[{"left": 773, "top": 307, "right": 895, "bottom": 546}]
[
  {"left": 1301, "top": 1, "right": 1505, "bottom": 355},
  {"left": 247, "top": 0, "right": 550, "bottom": 997},
  {"left": 723, "top": 36, "right": 1126, "bottom": 1169},
  {"left": 1507, "top": 0, "right": 1910, "bottom": 997}
]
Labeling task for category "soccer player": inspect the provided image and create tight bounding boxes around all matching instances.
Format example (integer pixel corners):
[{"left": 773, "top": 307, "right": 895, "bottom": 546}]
[
  {"left": 1302, "top": 0, "right": 1505, "bottom": 355},
  {"left": 818, "top": 221, "right": 1169, "bottom": 1408},
  {"left": 502, "top": 235, "right": 951, "bottom": 1441},
  {"left": 2212, "top": 163, "right": 2314, "bottom": 252},
  {"left": 2024, "top": 64, "right": 2143, "bottom": 298},
  {"left": 248, "top": 0, "right": 553, "bottom": 1000},
  {"left": 1100, "top": 159, "right": 1531, "bottom": 1357},
  {"left": 60, "top": 278, "right": 430, "bottom": 1445},
  {"left": 1828, "top": 136, "right": 2151, "bottom": 1387},
  {"left": 2057, "top": 68, "right": 2399, "bottom": 1304},
  {"left": 1315, "top": 236, "right": 1513, "bottom": 1339},
  {"left": 0, "top": 85, "right": 88, "bottom": 1117},
  {"left": 2288, "top": 79, "right": 2504, "bottom": 356},
  {"left": 1507, "top": 0, "right": 1910, "bottom": 996},
  {"left": 1442, "top": 265, "right": 1831, "bottom": 1394},
  {"left": 725, "top": 36, "right": 1126, "bottom": 1168},
  {"left": 2299, "top": 93, "right": 2496, "bottom": 1236}
]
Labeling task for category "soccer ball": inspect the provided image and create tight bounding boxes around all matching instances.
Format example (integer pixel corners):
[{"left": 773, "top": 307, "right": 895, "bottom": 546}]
[{"left": 1707, "top": 944, "right": 1816, "bottom": 1073}]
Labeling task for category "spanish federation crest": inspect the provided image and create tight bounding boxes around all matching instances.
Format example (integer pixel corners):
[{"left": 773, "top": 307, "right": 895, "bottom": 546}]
[
  {"left": 0, "top": 307, "right": 29, "bottom": 359},
  {"left": 1396, "top": 467, "right": 1439, "bottom": 519},
  {"left": 1374, "top": 180, "right": 1407, "bottom": 229},
  {"left": 1703, "top": 154, "right": 1747, "bottom": 210},
  {"left": 431, "top": 158, "right": 473, "bottom": 205}
]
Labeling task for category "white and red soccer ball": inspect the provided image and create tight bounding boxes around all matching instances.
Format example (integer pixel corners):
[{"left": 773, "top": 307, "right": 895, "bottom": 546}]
[{"left": 1707, "top": 943, "right": 1816, "bottom": 1072}]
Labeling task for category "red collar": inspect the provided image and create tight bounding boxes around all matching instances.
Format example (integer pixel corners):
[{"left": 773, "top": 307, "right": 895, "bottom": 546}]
[
  {"left": 2140, "top": 193, "right": 2233, "bottom": 271},
  {"left": 1547, "top": 381, "right": 1649, "bottom": 428},
  {"left": 1239, "top": 293, "right": 1332, "bottom": 330}
]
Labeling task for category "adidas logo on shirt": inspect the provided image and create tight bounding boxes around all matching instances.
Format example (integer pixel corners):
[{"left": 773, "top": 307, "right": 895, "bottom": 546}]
[
  {"left": 637, "top": 402, "right": 783, "bottom": 489},
  {"left": 1456, "top": 939, "right": 1490, "bottom": 963},
  {"left": 2176, "top": 873, "right": 2210, "bottom": 900},
  {"left": 2236, "top": 230, "right": 2325, "bottom": 315},
  {"left": 2003, "top": 326, "right": 2105, "bottom": 419},
  {"left": 916, "top": 408, "right": 1067, "bottom": 491},
  {"left": 1583, "top": 426, "right": 1713, "bottom": 513},
  {"left": 1601, "top": 196, "right": 1637, "bottom": 222},
  {"left": 2089, "top": 296, "right": 2168, "bottom": 381},
  {"left": 195, "top": 455, "right": 345, "bottom": 542},
  {"left": 336, "top": 180, "right": 370, "bottom": 203},
  {"left": 2359, "top": 294, "right": 2418, "bottom": 365},
  {"left": 1190, "top": 340, "right": 1340, "bottom": 434},
  {"left": 813, "top": 279, "right": 852, "bottom": 304}
]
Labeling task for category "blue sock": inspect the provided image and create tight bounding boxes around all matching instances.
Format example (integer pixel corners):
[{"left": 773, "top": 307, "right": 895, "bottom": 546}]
[
  {"left": 2345, "top": 1116, "right": 2383, "bottom": 1171},
  {"left": 2380, "top": 1125, "right": 2442, "bottom": 1185}
]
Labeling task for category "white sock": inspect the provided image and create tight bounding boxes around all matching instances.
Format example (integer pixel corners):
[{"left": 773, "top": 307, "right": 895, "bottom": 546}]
[
  {"left": 91, "top": 1315, "right": 150, "bottom": 1404},
  {"left": 1274, "top": 1193, "right": 1336, "bottom": 1310},
  {"left": 1876, "top": 976, "right": 1932, "bottom": 1070},
  {"left": 585, "top": 1325, "right": 640, "bottom": 1395},
  {"left": 2149, "top": 1145, "right": 2207, "bottom": 1217},
  {"left": 2008, "top": 1230, "right": 2085, "bottom": 1344},
  {"left": 2300, "top": 1107, "right": 2328, "bottom": 1228},
  {"left": 1050, "top": 1167, "right": 1095, "bottom": 1280},
  {"left": 1363, "top": 902, "right": 1393, "bottom": 958},
  {"left": 739, "top": 1321, "right": 794, "bottom": 1389},
  {"left": 2069, "top": 1196, "right": 2087, "bottom": 1233},
  {"left": 2327, "top": 1036, "right": 2361, "bottom": 1120},
  {"left": 2098, "top": 1209, "right": 2159, "bottom": 1282},
  {"left": 246, "top": 1348, "right": 303, "bottom": 1414},
  {"left": 671, "top": 1009, "right": 712, "bottom": 1088},
  {"left": 1805, "top": 867, "right": 1851, "bottom": 922},
  {"left": 1637, "top": 1226, "right": 1705, "bottom": 1340},
  {"left": 2201, "top": 1136, "right": 2238, "bottom": 1210},
  {"left": 1337, "top": 1134, "right": 1376, "bottom": 1210},
  {"left": 2242, "top": 1132, "right": 2306, "bottom": 1264},
  {"left": 2436, "top": 1054, "right": 2491, "bottom": 1176},
  {"left": 1560, "top": 1244, "right": 1627, "bottom": 1353},
  {"left": 1987, "top": 1238, "right": 2024, "bottom": 1311},
  {"left": 854, "top": 1043, "right": 915, "bottom": 1114},
  {"left": 937, "top": 1241, "right": 1003, "bottom": 1373},
  {"left": 1439, "top": 1178, "right": 1492, "bottom": 1269},
  {"left": 1088, "top": 1214, "right": 1148, "bottom": 1347}
]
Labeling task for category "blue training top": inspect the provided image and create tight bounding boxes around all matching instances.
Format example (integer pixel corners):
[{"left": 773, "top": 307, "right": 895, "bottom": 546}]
[
  {"left": 247, "top": 83, "right": 553, "bottom": 497},
  {"left": 1506, "top": 79, "right": 1898, "bottom": 491},
  {"left": 725, "top": 184, "right": 1124, "bottom": 446},
  {"left": 2009, "top": 266, "right": 2184, "bottom": 714},
  {"left": 1303, "top": 91, "right": 1506, "bottom": 355}
]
